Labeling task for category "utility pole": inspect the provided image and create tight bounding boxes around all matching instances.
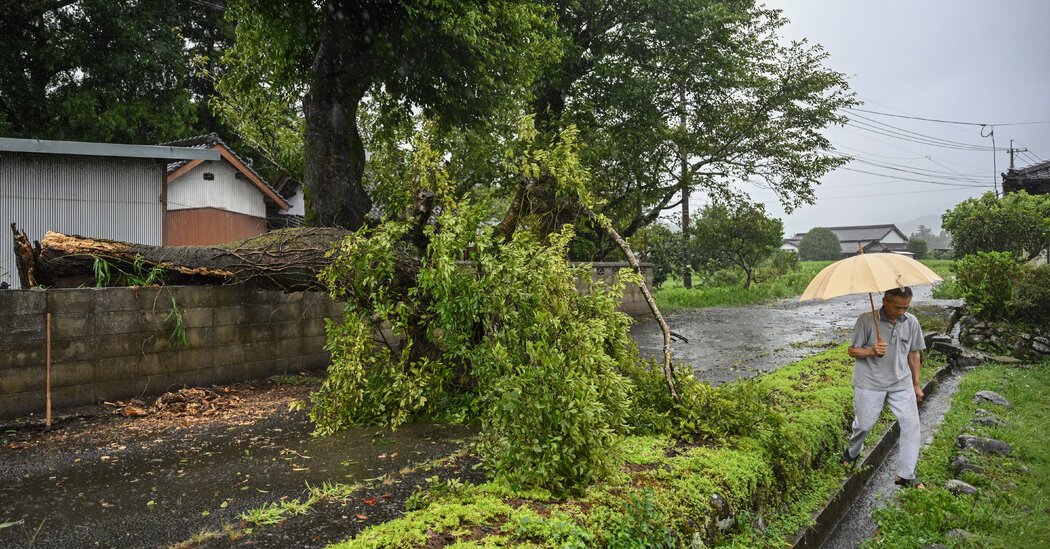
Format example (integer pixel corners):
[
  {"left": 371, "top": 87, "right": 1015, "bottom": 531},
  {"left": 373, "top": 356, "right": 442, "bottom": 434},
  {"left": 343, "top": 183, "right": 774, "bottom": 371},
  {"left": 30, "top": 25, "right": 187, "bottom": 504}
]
[{"left": 1007, "top": 139, "right": 1028, "bottom": 170}]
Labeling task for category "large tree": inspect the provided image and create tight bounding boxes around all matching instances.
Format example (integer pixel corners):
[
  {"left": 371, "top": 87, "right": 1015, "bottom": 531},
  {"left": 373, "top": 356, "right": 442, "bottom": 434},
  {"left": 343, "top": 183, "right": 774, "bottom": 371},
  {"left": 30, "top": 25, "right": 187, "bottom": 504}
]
[
  {"left": 798, "top": 227, "right": 841, "bottom": 261},
  {"left": 528, "top": 1, "right": 855, "bottom": 271},
  {"left": 0, "top": 0, "right": 229, "bottom": 143},
  {"left": 218, "top": 0, "right": 555, "bottom": 230},
  {"left": 690, "top": 200, "right": 783, "bottom": 288}
]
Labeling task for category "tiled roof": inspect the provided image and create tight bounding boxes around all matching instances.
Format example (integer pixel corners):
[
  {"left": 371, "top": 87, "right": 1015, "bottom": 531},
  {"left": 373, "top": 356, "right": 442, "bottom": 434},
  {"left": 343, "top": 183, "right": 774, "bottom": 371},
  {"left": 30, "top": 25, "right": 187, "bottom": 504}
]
[
  {"left": 792, "top": 224, "right": 901, "bottom": 242},
  {"left": 1005, "top": 159, "right": 1050, "bottom": 180}
]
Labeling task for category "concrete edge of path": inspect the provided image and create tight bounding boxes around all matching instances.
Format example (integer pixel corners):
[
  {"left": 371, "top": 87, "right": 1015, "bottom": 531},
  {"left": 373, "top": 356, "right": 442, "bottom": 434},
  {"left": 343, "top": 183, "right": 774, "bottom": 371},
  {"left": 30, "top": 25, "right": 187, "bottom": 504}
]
[{"left": 787, "top": 360, "right": 959, "bottom": 549}]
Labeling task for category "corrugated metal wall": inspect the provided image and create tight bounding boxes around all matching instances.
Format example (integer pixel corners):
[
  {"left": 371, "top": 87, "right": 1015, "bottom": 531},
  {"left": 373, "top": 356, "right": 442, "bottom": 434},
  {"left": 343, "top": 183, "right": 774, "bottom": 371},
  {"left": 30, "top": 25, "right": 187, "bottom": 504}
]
[{"left": 1, "top": 152, "right": 164, "bottom": 288}]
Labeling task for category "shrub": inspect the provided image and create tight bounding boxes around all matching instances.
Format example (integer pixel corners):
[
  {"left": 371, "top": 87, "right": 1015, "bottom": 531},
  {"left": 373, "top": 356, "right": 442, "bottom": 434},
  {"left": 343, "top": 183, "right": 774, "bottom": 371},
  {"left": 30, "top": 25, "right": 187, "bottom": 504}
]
[
  {"left": 953, "top": 252, "right": 1020, "bottom": 318},
  {"left": 942, "top": 190, "right": 1050, "bottom": 262},
  {"left": 798, "top": 227, "right": 841, "bottom": 261},
  {"left": 1008, "top": 264, "right": 1050, "bottom": 326},
  {"left": 754, "top": 249, "right": 801, "bottom": 283}
]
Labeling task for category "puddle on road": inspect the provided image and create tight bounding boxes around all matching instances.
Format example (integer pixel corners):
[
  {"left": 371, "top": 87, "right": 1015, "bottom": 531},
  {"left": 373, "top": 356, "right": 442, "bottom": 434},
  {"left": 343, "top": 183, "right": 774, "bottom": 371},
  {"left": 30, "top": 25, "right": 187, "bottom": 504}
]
[{"left": 0, "top": 418, "right": 471, "bottom": 548}]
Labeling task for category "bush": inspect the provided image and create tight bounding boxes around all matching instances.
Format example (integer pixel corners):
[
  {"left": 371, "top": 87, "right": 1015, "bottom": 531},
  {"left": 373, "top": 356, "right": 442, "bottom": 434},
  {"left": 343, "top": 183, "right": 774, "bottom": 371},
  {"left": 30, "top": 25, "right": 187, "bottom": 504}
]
[
  {"left": 798, "top": 227, "right": 841, "bottom": 260},
  {"left": 754, "top": 249, "right": 801, "bottom": 283},
  {"left": 1008, "top": 264, "right": 1050, "bottom": 326},
  {"left": 953, "top": 252, "right": 1020, "bottom": 318}
]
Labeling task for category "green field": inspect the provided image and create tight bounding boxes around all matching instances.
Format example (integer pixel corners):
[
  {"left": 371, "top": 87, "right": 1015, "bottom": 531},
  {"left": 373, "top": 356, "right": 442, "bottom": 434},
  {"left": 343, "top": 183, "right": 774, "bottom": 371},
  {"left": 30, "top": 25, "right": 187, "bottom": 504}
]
[{"left": 655, "top": 259, "right": 956, "bottom": 311}]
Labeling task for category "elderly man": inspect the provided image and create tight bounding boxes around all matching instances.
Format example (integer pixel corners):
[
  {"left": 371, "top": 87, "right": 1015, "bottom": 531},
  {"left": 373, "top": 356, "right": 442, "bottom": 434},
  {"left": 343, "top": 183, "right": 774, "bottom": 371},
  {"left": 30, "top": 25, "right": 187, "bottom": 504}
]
[{"left": 841, "top": 286, "right": 926, "bottom": 489}]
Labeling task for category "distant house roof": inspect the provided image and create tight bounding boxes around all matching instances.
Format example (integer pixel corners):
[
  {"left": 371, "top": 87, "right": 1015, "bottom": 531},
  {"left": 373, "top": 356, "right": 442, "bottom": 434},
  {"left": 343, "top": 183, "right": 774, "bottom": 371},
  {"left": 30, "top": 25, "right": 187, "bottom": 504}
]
[
  {"left": 1003, "top": 159, "right": 1050, "bottom": 195},
  {"left": 790, "top": 224, "right": 909, "bottom": 255},
  {"left": 0, "top": 137, "right": 218, "bottom": 162},
  {"left": 162, "top": 133, "right": 289, "bottom": 210}
]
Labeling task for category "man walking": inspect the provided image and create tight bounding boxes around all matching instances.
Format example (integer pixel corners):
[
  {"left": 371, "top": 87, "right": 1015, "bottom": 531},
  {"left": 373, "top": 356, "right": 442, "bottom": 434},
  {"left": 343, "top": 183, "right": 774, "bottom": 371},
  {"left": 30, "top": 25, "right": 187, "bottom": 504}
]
[{"left": 841, "top": 286, "right": 926, "bottom": 488}]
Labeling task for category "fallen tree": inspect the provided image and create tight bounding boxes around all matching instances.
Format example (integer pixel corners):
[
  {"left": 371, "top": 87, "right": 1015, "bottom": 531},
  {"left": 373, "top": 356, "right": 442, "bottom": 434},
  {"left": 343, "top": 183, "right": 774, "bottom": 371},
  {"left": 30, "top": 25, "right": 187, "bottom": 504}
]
[{"left": 11, "top": 223, "right": 351, "bottom": 292}]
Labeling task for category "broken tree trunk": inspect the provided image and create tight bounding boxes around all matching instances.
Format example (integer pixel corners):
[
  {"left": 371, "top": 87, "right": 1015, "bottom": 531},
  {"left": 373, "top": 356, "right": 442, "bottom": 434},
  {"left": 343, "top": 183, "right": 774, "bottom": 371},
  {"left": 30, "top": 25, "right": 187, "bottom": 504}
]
[{"left": 11, "top": 224, "right": 351, "bottom": 292}]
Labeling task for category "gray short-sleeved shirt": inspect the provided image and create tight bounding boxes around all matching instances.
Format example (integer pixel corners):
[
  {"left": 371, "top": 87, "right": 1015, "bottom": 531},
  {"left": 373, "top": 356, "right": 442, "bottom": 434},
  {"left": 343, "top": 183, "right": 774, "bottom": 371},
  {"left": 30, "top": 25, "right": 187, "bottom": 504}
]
[{"left": 850, "top": 308, "right": 925, "bottom": 391}]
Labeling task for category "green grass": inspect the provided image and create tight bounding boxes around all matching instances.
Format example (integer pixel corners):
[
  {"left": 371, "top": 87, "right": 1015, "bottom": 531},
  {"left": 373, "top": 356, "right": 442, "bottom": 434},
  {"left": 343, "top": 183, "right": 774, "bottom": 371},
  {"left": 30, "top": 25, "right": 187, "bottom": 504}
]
[
  {"left": 654, "top": 259, "right": 959, "bottom": 311},
  {"left": 866, "top": 361, "right": 1050, "bottom": 548},
  {"left": 654, "top": 261, "right": 832, "bottom": 310}
]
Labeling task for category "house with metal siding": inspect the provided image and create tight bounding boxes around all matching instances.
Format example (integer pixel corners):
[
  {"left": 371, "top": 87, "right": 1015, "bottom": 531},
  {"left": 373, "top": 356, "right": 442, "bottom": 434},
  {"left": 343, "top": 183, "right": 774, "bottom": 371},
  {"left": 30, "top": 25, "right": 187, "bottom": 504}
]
[{"left": 0, "top": 138, "right": 218, "bottom": 288}]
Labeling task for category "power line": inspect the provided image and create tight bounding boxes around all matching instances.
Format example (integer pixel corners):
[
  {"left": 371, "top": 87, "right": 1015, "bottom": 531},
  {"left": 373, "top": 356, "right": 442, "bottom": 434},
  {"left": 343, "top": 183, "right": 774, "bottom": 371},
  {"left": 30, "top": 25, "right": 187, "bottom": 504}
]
[
  {"left": 836, "top": 166, "right": 989, "bottom": 188},
  {"left": 845, "top": 111, "right": 1005, "bottom": 151},
  {"left": 846, "top": 119, "right": 1004, "bottom": 152},
  {"left": 817, "top": 186, "right": 985, "bottom": 201},
  {"left": 846, "top": 106, "right": 1050, "bottom": 127},
  {"left": 834, "top": 154, "right": 988, "bottom": 182}
]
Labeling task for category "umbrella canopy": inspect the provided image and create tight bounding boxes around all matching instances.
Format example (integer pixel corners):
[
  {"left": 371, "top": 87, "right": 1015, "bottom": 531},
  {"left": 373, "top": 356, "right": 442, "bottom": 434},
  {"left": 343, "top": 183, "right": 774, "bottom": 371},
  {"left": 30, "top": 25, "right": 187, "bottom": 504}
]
[{"left": 799, "top": 253, "right": 943, "bottom": 302}]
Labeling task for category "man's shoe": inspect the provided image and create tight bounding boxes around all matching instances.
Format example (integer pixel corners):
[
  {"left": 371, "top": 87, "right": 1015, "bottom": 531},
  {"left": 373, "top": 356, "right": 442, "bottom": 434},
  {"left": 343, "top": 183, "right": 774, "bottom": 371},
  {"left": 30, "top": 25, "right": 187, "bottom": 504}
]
[{"left": 840, "top": 447, "right": 859, "bottom": 468}]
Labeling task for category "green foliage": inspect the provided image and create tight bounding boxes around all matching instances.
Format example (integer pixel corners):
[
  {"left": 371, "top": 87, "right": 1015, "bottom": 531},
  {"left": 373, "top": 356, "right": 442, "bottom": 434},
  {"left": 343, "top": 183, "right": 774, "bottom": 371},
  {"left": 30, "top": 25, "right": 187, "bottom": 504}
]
[
  {"left": 654, "top": 261, "right": 832, "bottom": 310},
  {"left": 753, "top": 249, "right": 801, "bottom": 284},
  {"left": 1, "top": 0, "right": 224, "bottom": 143},
  {"left": 930, "top": 276, "right": 963, "bottom": 299},
  {"left": 239, "top": 498, "right": 313, "bottom": 527},
  {"left": 942, "top": 191, "right": 1050, "bottom": 262},
  {"left": 868, "top": 361, "right": 1050, "bottom": 548},
  {"left": 906, "top": 237, "right": 928, "bottom": 259},
  {"left": 690, "top": 200, "right": 784, "bottom": 289},
  {"left": 600, "top": 489, "right": 676, "bottom": 548},
  {"left": 547, "top": 2, "right": 855, "bottom": 259},
  {"left": 1008, "top": 264, "right": 1050, "bottom": 326},
  {"left": 333, "top": 345, "right": 869, "bottom": 548},
  {"left": 909, "top": 224, "right": 952, "bottom": 251},
  {"left": 633, "top": 223, "right": 683, "bottom": 288},
  {"left": 165, "top": 297, "right": 188, "bottom": 350},
  {"left": 798, "top": 227, "right": 842, "bottom": 260},
  {"left": 953, "top": 252, "right": 1021, "bottom": 318}
]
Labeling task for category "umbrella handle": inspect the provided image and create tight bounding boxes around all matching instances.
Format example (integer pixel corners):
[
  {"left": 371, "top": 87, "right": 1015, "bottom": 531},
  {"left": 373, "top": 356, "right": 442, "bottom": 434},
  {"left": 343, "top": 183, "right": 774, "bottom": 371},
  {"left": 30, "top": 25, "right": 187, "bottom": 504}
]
[{"left": 868, "top": 292, "right": 883, "bottom": 343}]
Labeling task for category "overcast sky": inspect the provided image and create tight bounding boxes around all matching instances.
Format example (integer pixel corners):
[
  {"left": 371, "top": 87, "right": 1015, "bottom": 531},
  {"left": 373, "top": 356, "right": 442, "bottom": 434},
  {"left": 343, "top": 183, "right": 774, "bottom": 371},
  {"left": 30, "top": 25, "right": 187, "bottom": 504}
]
[{"left": 720, "top": 0, "right": 1050, "bottom": 237}]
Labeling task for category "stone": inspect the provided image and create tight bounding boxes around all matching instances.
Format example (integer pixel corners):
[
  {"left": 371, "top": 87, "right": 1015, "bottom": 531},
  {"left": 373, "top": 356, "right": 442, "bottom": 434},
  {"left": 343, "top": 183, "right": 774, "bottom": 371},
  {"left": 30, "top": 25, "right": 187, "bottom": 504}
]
[
  {"left": 952, "top": 353, "right": 983, "bottom": 370},
  {"left": 990, "top": 355, "right": 1022, "bottom": 364},
  {"left": 957, "top": 435, "right": 1013, "bottom": 456},
  {"left": 972, "top": 416, "right": 1007, "bottom": 427},
  {"left": 973, "top": 390, "right": 1013, "bottom": 408},
  {"left": 945, "top": 479, "right": 978, "bottom": 495},
  {"left": 950, "top": 455, "right": 983, "bottom": 475},
  {"left": 716, "top": 517, "right": 735, "bottom": 533},
  {"left": 1018, "top": 465, "right": 1030, "bottom": 474},
  {"left": 1032, "top": 339, "right": 1050, "bottom": 354},
  {"left": 947, "top": 528, "right": 974, "bottom": 541}
]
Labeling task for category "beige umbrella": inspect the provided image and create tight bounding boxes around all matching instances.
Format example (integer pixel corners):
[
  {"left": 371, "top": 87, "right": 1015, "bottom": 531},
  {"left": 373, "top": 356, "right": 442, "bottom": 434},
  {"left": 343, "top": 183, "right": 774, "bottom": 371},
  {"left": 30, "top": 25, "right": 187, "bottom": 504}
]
[{"left": 799, "top": 247, "right": 943, "bottom": 342}]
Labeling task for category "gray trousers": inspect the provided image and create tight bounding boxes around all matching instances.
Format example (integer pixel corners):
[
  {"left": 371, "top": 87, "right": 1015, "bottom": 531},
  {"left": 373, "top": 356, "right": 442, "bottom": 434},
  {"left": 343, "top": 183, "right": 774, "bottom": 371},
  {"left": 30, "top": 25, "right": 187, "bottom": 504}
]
[{"left": 847, "top": 386, "right": 920, "bottom": 480}]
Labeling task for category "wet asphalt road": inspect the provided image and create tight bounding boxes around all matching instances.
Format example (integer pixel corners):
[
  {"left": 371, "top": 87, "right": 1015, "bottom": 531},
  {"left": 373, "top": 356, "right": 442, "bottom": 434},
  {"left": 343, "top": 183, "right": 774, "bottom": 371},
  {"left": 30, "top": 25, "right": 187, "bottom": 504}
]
[
  {"left": 0, "top": 415, "right": 470, "bottom": 549},
  {"left": 631, "top": 285, "right": 958, "bottom": 384}
]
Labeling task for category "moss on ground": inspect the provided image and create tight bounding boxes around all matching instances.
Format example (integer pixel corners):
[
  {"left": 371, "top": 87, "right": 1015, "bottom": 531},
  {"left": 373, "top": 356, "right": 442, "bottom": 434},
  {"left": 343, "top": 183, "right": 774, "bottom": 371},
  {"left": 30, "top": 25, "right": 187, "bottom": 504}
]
[
  {"left": 331, "top": 346, "right": 948, "bottom": 548},
  {"left": 866, "top": 361, "right": 1050, "bottom": 548}
]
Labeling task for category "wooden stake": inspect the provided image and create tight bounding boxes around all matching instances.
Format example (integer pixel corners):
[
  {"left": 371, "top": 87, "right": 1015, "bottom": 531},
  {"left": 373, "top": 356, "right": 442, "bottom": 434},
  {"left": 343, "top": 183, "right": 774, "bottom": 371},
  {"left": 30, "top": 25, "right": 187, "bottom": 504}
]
[{"left": 45, "top": 312, "right": 52, "bottom": 430}]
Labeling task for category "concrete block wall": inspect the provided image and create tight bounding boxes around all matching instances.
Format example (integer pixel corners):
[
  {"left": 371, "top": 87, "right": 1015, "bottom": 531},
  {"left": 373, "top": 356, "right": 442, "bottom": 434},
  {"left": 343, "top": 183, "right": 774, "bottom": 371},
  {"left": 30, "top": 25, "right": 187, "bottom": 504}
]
[
  {"left": 0, "top": 262, "right": 652, "bottom": 419},
  {"left": 0, "top": 286, "right": 342, "bottom": 419},
  {"left": 574, "top": 262, "right": 656, "bottom": 317}
]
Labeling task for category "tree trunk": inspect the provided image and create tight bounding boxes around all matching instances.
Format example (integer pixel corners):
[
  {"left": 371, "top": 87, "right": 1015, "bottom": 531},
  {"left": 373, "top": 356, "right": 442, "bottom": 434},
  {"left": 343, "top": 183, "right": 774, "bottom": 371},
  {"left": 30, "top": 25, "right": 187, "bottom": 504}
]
[
  {"left": 12, "top": 224, "right": 350, "bottom": 292},
  {"left": 678, "top": 85, "right": 692, "bottom": 289},
  {"left": 302, "top": 0, "right": 374, "bottom": 230}
]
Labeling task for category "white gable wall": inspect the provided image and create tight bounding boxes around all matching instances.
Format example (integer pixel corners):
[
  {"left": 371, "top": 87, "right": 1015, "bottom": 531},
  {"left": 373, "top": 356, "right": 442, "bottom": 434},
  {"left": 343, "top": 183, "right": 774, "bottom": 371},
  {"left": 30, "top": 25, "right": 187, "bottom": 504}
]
[
  {"left": 881, "top": 230, "right": 907, "bottom": 244},
  {"left": 167, "top": 160, "right": 266, "bottom": 218},
  {"left": 283, "top": 188, "right": 305, "bottom": 216}
]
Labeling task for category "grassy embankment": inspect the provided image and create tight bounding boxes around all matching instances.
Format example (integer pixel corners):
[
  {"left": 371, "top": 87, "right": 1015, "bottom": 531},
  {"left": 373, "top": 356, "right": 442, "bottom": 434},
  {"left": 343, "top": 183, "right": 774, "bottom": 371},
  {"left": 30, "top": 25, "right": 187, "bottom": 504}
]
[
  {"left": 866, "top": 361, "right": 1050, "bottom": 548},
  {"left": 655, "top": 259, "right": 956, "bottom": 311},
  {"left": 321, "top": 345, "right": 946, "bottom": 548}
]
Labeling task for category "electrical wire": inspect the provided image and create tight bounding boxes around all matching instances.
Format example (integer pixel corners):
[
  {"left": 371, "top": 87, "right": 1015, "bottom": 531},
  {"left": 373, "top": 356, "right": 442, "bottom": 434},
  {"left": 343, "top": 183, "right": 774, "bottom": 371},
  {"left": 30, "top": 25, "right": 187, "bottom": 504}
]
[
  {"left": 845, "top": 106, "right": 1050, "bottom": 127},
  {"left": 845, "top": 111, "right": 1006, "bottom": 151}
]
